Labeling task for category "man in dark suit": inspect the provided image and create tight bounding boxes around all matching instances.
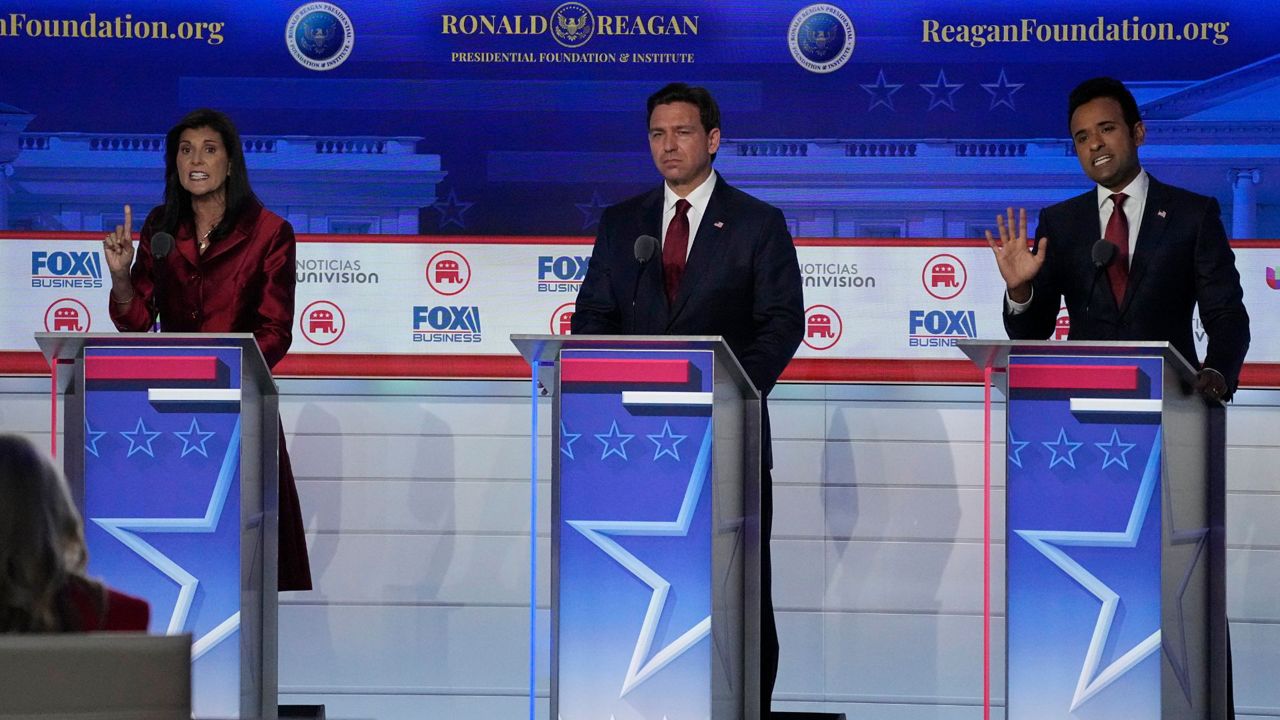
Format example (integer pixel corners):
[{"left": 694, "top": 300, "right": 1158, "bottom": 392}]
[
  {"left": 988, "top": 76, "right": 1249, "bottom": 399},
  {"left": 572, "top": 82, "right": 804, "bottom": 718},
  {"left": 987, "top": 76, "right": 1248, "bottom": 719}
]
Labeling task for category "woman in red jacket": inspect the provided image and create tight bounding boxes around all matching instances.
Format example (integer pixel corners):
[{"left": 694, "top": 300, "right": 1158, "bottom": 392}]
[
  {"left": 101, "top": 108, "right": 311, "bottom": 591},
  {"left": 0, "top": 434, "right": 149, "bottom": 632}
]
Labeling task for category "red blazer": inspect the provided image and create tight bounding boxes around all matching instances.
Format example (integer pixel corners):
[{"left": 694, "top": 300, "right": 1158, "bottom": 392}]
[
  {"left": 109, "top": 201, "right": 295, "bottom": 368},
  {"left": 107, "top": 200, "right": 313, "bottom": 591},
  {"left": 65, "top": 581, "right": 150, "bottom": 632}
]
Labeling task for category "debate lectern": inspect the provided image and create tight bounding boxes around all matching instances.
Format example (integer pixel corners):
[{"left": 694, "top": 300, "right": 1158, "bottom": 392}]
[
  {"left": 513, "top": 334, "right": 763, "bottom": 720},
  {"left": 36, "top": 332, "right": 279, "bottom": 720},
  {"left": 959, "top": 339, "right": 1229, "bottom": 720}
]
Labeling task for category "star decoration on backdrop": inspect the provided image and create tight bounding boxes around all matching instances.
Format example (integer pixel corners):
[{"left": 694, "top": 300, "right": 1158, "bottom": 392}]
[
  {"left": 84, "top": 418, "right": 107, "bottom": 457},
  {"left": 982, "top": 68, "right": 1024, "bottom": 110},
  {"left": 1013, "top": 428, "right": 1164, "bottom": 711},
  {"left": 920, "top": 68, "right": 963, "bottom": 111},
  {"left": 566, "top": 425, "right": 714, "bottom": 698},
  {"left": 174, "top": 417, "right": 217, "bottom": 458},
  {"left": 431, "top": 189, "right": 473, "bottom": 230},
  {"left": 1042, "top": 427, "right": 1083, "bottom": 469},
  {"left": 1007, "top": 429, "right": 1030, "bottom": 469},
  {"left": 560, "top": 420, "right": 582, "bottom": 460},
  {"left": 92, "top": 418, "right": 244, "bottom": 661},
  {"left": 860, "top": 69, "right": 903, "bottom": 111},
  {"left": 647, "top": 421, "right": 687, "bottom": 461},
  {"left": 1094, "top": 429, "right": 1137, "bottom": 470},
  {"left": 595, "top": 421, "right": 635, "bottom": 461},
  {"left": 120, "top": 417, "right": 162, "bottom": 458},
  {"left": 575, "top": 190, "right": 609, "bottom": 231}
]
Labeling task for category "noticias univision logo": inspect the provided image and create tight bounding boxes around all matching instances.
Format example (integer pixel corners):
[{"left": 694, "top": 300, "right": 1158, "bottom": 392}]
[
  {"left": 31, "top": 250, "right": 104, "bottom": 288},
  {"left": 1267, "top": 266, "right": 1279, "bottom": 290}
]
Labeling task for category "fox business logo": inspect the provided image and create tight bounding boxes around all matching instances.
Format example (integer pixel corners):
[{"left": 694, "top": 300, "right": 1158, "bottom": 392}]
[
  {"left": 31, "top": 251, "right": 104, "bottom": 288},
  {"left": 537, "top": 255, "right": 589, "bottom": 292},
  {"left": 411, "top": 305, "right": 483, "bottom": 344},
  {"left": 908, "top": 309, "right": 977, "bottom": 347},
  {"left": 440, "top": 3, "right": 699, "bottom": 48}
]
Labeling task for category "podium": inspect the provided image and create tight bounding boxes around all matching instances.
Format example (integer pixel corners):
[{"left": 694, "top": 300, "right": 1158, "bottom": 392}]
[
  {"left": 513, "top": 334, "right": 763, "bottom": 720},
  {"left": 959, "top": 340, "right": 1228, "bottom": 720},
  {"left": 36, "top": 332, "right": 279, "bottom": 720}
]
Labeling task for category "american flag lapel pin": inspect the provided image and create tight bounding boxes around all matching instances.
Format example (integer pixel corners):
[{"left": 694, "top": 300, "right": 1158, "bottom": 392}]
[
  {"left": 713, "top": 221, "right": 724, "bottom": 228},
  {"left": 1158, "top": 209, "right": 1167, "bottom": 218}
]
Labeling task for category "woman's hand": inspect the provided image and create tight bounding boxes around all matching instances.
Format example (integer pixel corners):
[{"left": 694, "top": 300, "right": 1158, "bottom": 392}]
[{"left": 103, "top": 204, "right": 135, "bottom": 279}]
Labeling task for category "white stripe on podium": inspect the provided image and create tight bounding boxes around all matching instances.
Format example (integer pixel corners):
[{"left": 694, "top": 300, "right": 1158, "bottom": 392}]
[
  {"left": 621, "top": 391, "right": 714, "bottom": 407},
  {"left": 1069, "top": 398, "right": 1162, "bottom": 414},
  {"left": 147, "top": 388, "right": 241, "bottom": 403}
]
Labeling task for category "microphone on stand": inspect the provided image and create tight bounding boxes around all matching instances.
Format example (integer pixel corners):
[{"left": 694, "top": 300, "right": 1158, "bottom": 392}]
[
  {"left": 629, "top": 235, "right": 659, "bottom": 333},
  {"left": 1085, "top": 238, "right": 1116, "bottom": 320},
  {"left": 149, "top": 232, "right": 174, "bottom": 331}
]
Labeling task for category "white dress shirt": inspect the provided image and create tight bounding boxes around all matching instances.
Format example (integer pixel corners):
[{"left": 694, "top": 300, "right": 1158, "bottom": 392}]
[{"left": 661, "top": 169, "right": 717, "bottom": 260}]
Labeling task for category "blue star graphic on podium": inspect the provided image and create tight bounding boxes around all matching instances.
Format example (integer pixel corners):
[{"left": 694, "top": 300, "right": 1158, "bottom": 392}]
[
  {"left": 1007, "top": 429, "right": 1030, "bottom": 469},
  {"left": 860, "top": 68, "right": 904, "bottom": 111},
  {"left": 1043, "top": 427, "right": 1083, "bottom": 469},
  {"left": 174, "top": 417, "right": 217, "bottom": 458},
  {"left": 920, "top": 68, "right": 963, "bottom": 111},
  {"left": 120, "top": 417, "right": 162, "bottom": 458},
  {"left": 1013, "top": 428, "right": 1164, "bottom": 712},
  {"left": 560, "top": 420, "right": 582, "bottom": 460},
  {"left": 431, "top": 188, "right": 473, "bottom": 230},
  {"left": 647, "top": 421, "right": 687, "bottom": 461},
  {"left": 575, "top": 190, "right": 609, "bottom": 231},
  {"left": 566, "top": 425, "right": 714, "bottom": 698},
  {"left": 595, "top": 420, "right": 634, "bottom": 461},
  {"left": 982, "top": 68, "right": 1024, "bottom": 110},
  {"left": 1160, "top": 466, "right": 1210, "bottom": 704},
  {"left": 1095, "top": 429, "right": 1137, "bottom": 470},
  {"left": 84, "top": 418, "right": 107, "bottom": 457},
  {"left": 91, "top": 418, "right": 243, "bottom": 658}
]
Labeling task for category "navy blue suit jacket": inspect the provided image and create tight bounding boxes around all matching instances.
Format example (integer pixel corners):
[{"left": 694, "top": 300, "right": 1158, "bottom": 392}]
[
  {"left": 1005, "top": 175, "right": 1250, "bottom": 393},
  {"left": 571, "top": 175, "right": 805, "bottom": 465}
]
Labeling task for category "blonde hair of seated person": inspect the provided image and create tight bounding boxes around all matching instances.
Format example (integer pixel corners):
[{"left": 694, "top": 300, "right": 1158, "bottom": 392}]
[{"left": 0, "top": 434, "right": 107, "bottom": 632}]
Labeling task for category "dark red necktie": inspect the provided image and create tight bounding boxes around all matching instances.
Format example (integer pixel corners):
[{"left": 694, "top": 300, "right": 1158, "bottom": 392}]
[
  {"left": 1104, "top": 193, "right": 1129, "bottom": 306},
  {"left": 662, "top": 199, "right": 691, "bottom": 306}
]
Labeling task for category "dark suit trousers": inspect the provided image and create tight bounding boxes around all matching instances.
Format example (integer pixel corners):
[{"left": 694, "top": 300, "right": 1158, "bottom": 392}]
[{"left": 762, "top": 466, "right": 778, "bottom": 717}]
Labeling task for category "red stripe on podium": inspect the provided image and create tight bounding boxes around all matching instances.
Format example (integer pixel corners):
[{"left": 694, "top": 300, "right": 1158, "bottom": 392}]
[
  {"left": 1008, "top": 364, "right": 1138, "bottom": 390},
  {"left": 561, "top": 358, "right": 690, "bottom": 384},
  {"left": 84, "top": 356, "right": 220, "bottom": 381}
]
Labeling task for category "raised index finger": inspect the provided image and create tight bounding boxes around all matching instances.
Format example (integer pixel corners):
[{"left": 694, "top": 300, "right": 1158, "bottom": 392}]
[{"left": 123, "top": 205, "right": 133, "bottom": 239}]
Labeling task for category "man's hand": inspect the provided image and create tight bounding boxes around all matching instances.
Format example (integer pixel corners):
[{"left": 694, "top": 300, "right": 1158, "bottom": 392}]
[
  {"left": 985, "top": 207, "right": 1047, "bottom": 303},
  {"left": 1194, "top": 367, "right": 1229, "bottom": 402}
]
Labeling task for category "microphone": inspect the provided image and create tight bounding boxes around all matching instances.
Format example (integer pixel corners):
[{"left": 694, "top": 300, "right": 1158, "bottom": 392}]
[
  {"left": 1085, "top": 238, "right": 1116, "bottom": 319},
  {"left": 1091, "top": 238, "right": 1115, "bottom": 269},
  {"left": 149, "top": 232, "right": 175, "bottom": 331},
  {"left": 633, "top": 234, "right": 658, "bottom": 263},
  {"left": 629, "top": 235, "right": 660, "bottom": 332}
]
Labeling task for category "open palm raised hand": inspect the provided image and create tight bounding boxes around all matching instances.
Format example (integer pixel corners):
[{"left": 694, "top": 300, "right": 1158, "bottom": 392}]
[{"left": 984, "top": 207, "right": 1046, "bottom": 302}]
